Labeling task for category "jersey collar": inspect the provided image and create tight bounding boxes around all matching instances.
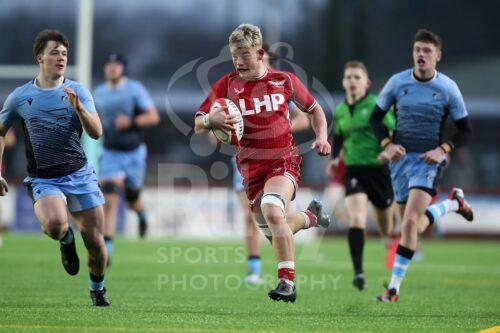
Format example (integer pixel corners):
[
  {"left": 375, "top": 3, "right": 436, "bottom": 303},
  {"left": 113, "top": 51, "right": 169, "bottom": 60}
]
[
  {"left": 33, "top": 77, "right": 66, "bottom": 91},
  {"left": 107, "top": 77, "right": 128, "bottom": 90},
  {"left": 244, "top": 68, "right": 268, "bottom": 81},
  {"left": 345, "top": 92, "right": 369, "bottom": 108},
  {"left": 411, "top": 69, "right": 437, "bottom": 83}
]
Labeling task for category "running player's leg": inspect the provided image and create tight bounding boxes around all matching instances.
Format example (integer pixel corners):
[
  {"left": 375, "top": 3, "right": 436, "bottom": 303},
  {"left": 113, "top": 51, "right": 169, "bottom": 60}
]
[
  {"left": 125, "top": 187, "right": 147, "bottom": 237},
  {"left": 367, "top": 165, "right": 395, "bottom": 237},
  {"left": 72, "top": 205, "right": 110, "bottom": 306},
  {"left": 124, "top": 145, "right": 148, "bottom": 238},
  {"left": 255, "top": 175, "right": 296, "bottom": 302},
  {"left": 391, "top": 189, "right": 431, "bottom": 289},
  {"left": 99, "top": 148, "right": 126, "bottom": 261},
  {"left": 367, "top": 166, "right": 397, "bottom": 269},
  {"left": 254, "top": 194, "right": 326, "bottom": 237},
  {"left": 285, "top": 199, "right": 330, "bottom": 232},
  {"left": 372, "top": 205, "right": 394, "bottom": 236},
  {"left": 380, "top": 155, "right": 465, "bottom": 301},
  {"left": 324, "top": 183, "right": 346, "bottom": 224},
  {"left": 260, "top": 176, "right": 295, "bottom": 263},
  {"left": 345, "top": 193, "right": 368, "bottom": 290},
  {"left": 34, "top": 195, "right": 70, "bottom": 241},
  {"left": 101, "top": 179, "right": 123, "bottom": 262},
  {"left": 253, "top": 204, "right": 316, "bottom": 239},
  {"left": 34, "top": 193, "right": 79, "bottom": 276},
  {"left": 382, "top": 202, "right": 402, "bottom": 269},
  {"left": 72, "top": 206, "right": 106, "bottom": 278}
]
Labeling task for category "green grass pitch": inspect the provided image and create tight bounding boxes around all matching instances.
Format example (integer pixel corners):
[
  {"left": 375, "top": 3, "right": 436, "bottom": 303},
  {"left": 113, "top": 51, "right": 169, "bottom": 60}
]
[{"left": 0, "top": 234, "right": 498, "bottom": 333}]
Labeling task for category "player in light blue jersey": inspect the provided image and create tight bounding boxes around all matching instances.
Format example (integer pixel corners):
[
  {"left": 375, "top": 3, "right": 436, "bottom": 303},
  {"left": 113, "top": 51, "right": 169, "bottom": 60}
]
[
  {"left": 94, "top": 54, "right": 159, "bottom": 263},
  {"left": 370, "top": 29, "right": 474, "bottom": 302},
  {"left": 0, "top": 30, "right": 110, "bottom": 306}
]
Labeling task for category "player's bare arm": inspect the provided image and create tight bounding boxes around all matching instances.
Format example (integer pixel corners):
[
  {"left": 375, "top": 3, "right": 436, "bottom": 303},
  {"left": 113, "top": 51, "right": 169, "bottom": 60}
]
[
  {"left": 194, "top": 106, "right": 238, "bottom": 134},
  {"left": 290, "top": 107, "right": 310, "bottom": 133},
  {"left": 64, "top": 87, "right": 103, "bottom": 139},
  {"left": 309, "top": 103, "right": 331, "bottom": 156}
]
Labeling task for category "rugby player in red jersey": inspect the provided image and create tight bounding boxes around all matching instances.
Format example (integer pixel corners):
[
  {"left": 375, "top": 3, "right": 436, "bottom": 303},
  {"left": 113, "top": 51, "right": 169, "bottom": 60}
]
[{"left": 194, "top": 24, "right": 331, "bottom": 302}]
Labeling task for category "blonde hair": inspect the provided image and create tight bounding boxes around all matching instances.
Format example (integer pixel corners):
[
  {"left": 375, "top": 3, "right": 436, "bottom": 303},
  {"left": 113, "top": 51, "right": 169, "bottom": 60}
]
[
  {"left": 344, "top": 60, "right": 369, "bottom": 78},
  {"left": 229, "top": 24, "right": 263, "bottom": 49}
]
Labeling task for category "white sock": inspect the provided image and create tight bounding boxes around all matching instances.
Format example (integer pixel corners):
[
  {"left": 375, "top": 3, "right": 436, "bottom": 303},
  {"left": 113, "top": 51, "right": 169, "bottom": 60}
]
[
  {"left": 388, "top": 275, "right": 403, "bottom": 293},
  {"left": 442, "top": 199, "right": 459, "bottom": 212}
]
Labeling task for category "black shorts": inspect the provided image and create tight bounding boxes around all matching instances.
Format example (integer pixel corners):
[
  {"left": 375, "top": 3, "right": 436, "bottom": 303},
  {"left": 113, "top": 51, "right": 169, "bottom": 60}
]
[{"left": 344, "top": 165, "right": 394, "bottom": 209}]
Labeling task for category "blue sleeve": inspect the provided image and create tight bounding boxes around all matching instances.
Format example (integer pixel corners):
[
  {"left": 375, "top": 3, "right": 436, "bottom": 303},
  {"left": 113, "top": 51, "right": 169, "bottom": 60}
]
[
  {"left": 376, "top": 75, "right": 398, "bottom": 111},
  {"left": 92, "top": 88, "right": 103, "bottom": 113},
  {"left": 76, "top": 85, "right": 96, "bottom": 113},
  {"left": 133, "top": 83, "right": 154, "bottom": 112},
  {"left": 0, "top": 92, "right": 20, "bottom": 132},
  {"left": 447, "top": 81, "right": 468, "bottom": 120}
]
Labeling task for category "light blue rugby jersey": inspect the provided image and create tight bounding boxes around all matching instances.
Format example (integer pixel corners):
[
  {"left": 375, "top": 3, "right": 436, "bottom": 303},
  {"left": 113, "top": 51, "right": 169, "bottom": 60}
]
[
  {"left": 0, "top": 78, "right": 95, "bottom": 178},
  {"left": 93, "top": 79, "right": 154, "bottom": 151},
  {"left": 376, "top": 69, "right": 468, "bottom": 153}
]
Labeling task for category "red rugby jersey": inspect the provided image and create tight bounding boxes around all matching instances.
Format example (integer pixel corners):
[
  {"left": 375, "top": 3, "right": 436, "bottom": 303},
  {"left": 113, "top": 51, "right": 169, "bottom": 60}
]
[{"left": 196, "top": 68, "right": 317, "bottom": 163}]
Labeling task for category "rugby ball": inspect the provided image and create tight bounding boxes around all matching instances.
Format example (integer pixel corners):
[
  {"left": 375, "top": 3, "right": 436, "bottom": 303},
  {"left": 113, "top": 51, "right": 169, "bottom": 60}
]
[{"left": 210, "top": 98, "right": 244, "bottom": 145}]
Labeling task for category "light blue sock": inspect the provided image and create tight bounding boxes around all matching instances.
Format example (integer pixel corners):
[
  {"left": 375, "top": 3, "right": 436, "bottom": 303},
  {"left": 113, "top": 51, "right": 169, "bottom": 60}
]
[
  {"left": 89, "top": 274, "right": 104, "bottom": 291},
  {"left": 105, "top": 238, "right": 113, "bottom": 257},
  {"left": 248, "top": 256, "right": 262, "bottom": 275},
  {"left": 388, "top": 253, "right": 412, "bottom": 293},
  {"left": 426, "top": 199, "right": 458, "bottom": 224}
]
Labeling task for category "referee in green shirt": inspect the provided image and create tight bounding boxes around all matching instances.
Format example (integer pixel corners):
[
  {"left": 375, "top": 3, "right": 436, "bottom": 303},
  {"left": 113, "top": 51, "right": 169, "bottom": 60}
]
[{"left": 328, "top": 61, "right": 396, "bottom": 291}]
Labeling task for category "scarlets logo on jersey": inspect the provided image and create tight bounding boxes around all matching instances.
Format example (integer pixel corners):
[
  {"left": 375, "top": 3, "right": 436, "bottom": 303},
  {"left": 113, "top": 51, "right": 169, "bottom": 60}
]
[
  {"left": 238, "top": 93, "right": 285, "bottom": 116},
  {"left": 268, "top": 80, "right": 285, "bottom": 87}
]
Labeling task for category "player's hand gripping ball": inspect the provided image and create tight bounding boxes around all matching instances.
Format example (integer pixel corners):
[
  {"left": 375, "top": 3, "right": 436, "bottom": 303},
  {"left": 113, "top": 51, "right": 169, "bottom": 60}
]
[{"left": 210, "top": 98, "right": 244, "bottom": 145}]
